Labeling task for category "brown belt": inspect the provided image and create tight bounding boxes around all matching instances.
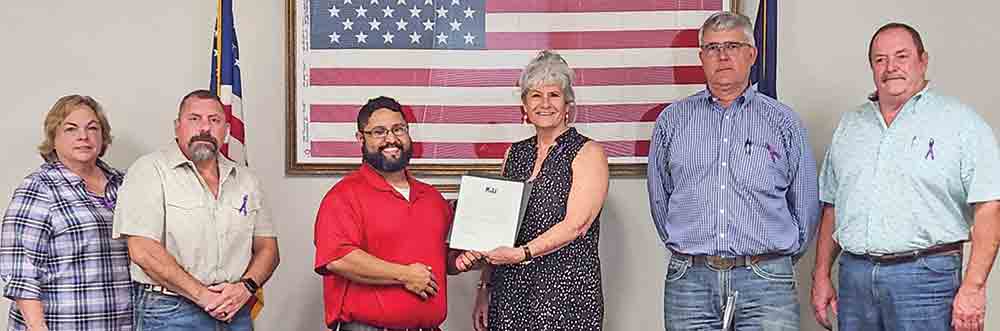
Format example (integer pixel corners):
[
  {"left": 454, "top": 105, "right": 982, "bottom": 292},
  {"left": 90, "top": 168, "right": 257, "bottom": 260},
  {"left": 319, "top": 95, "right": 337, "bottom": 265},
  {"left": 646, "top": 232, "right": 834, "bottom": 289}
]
[
  {"left": 333, "top": 322, "right": 440, "bottom": 331},
  {"left": 854, "top": 242, "right": 963, "bottom": 264},
  {"left": 672, "top": 251, "right": 787, "bottom": 270}
]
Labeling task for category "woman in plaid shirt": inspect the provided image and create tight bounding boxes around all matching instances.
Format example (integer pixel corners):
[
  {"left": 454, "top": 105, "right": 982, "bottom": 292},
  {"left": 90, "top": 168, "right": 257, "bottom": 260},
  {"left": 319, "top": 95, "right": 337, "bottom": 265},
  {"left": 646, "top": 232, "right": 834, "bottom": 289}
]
[{"left": 0, "top": 95, "right": 132, "bottom": 331}]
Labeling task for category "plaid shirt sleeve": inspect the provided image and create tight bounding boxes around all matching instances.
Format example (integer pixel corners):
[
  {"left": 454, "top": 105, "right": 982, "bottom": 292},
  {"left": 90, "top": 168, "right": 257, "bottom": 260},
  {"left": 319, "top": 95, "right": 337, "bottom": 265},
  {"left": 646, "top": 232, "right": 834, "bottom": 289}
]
[{"left": 0, "top": 176, "right": 54, "bottom": 300}]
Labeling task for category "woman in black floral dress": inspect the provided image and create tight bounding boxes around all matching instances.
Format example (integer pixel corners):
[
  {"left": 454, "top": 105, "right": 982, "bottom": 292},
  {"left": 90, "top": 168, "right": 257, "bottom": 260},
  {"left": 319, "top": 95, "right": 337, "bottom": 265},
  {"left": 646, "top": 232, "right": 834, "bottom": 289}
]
[{"left": 457, "top": 50, "right": 610, "bottom": 331}]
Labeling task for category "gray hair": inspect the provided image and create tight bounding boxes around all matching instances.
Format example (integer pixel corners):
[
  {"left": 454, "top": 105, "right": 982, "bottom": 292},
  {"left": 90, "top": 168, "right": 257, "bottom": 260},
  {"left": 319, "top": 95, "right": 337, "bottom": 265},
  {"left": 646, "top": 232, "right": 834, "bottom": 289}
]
[
  {"left": 518, "top": 50, "right": 575, "bottom": 104},
  {"left": 698, "top": 11, "right": 755, "bottom": 46}
]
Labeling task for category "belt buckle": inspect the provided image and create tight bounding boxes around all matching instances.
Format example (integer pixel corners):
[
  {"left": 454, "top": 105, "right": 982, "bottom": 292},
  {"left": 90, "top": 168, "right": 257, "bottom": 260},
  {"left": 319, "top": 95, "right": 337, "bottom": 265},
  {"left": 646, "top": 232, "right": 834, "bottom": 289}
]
[{"left": 707, "top": 256, "right": 735, "bottom": 270}]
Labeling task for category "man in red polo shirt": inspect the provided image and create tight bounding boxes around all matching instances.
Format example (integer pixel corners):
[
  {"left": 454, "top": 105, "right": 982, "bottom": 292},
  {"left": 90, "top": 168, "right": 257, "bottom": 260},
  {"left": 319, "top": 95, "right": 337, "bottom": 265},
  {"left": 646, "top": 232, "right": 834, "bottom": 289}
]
[{"left": 314, "top": 96, "right": 477, "bottom": 331}]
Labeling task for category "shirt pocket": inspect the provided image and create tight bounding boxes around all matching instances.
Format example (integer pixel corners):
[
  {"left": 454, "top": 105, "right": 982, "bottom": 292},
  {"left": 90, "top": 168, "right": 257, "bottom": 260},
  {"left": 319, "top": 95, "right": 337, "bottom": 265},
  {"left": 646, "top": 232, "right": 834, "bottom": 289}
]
[
  {"left": 226, "top": 195, "right": 258, "bottom": 238},
  {"left": 165, "top": 198, "right": 205, "bottom": 224},
  {"left": 732, "top": 142, "right": 789, "bottom": 195},
  {"left": 906, "top": 135, "right": 959, "bottom": 182},
  {"left": 163, "top": 197, "right": 208, "bottom": 260}
]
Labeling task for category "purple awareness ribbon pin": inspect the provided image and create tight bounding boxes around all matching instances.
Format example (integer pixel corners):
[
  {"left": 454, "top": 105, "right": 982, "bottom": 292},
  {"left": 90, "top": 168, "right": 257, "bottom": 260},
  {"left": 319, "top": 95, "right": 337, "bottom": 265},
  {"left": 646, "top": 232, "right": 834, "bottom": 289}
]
[
  {"left": 99, "top": 196, "right": 116, "bottom": 211},
  {"left": 765, "top": 143, "right": 782, "bottom": 162},
  {"left": 925, "top": 138, "right": 935, "bottom": 160},
  {"left": 238, "top": 194, "right": 248, "bottom": 216}
]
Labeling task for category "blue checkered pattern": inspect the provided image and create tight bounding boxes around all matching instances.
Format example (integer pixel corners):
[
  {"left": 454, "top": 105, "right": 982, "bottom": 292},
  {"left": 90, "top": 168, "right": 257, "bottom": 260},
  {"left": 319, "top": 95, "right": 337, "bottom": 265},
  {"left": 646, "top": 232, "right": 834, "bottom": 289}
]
[
  {"left": 310, "top": 0, "right": 486, "bottom": 49},
  {"left": 0, "top": 160, "right": 132, "bottom": 331},
  {"left": 647, "top": 87, "right": 820, "bottom": 257}
]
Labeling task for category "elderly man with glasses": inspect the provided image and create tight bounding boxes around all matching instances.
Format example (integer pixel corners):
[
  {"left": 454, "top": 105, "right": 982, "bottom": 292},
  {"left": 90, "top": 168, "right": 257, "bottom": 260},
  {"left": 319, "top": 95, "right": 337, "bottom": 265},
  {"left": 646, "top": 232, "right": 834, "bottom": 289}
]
[{"left": 647, "top": 11, "right": 819, "bottom": 330}]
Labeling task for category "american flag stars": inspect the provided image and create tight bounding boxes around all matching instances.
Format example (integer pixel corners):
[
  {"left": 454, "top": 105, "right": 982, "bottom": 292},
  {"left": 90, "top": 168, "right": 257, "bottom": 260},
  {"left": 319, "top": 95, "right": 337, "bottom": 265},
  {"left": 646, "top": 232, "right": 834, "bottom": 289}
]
[{"left": 312, "top": 0, "right": 485, "bottom": 49}]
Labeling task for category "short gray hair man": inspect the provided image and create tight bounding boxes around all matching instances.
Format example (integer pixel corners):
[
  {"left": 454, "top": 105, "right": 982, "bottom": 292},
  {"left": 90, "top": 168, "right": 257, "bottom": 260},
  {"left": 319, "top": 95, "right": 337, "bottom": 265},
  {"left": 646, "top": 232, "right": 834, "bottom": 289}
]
[{"left": 699, "top": 11, "right": 755, "bottom": 46}]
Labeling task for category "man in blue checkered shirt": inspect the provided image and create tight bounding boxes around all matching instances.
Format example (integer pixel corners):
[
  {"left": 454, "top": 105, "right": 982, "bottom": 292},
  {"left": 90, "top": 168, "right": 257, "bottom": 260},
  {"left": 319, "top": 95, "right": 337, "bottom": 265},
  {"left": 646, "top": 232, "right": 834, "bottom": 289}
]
[{"left": 647, "top": 12, "right": 819, "bottom": 330}]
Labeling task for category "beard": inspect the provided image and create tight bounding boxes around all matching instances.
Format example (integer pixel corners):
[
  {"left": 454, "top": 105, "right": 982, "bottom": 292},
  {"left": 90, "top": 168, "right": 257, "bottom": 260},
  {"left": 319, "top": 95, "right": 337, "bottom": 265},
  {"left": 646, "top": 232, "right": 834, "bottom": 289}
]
[
  {"left": 362, "top": 141, "right": 412, "bottom": 172},
  {"left": 188, "top": 132, "right": 219, "bottom": 162}
]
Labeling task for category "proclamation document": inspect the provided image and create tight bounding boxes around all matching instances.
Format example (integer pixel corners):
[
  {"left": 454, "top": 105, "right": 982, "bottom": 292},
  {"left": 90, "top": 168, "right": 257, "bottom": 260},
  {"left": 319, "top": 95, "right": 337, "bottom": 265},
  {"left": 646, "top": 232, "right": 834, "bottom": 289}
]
[{"left": 449, "top": 173, "right": 532, "bottom": 252}]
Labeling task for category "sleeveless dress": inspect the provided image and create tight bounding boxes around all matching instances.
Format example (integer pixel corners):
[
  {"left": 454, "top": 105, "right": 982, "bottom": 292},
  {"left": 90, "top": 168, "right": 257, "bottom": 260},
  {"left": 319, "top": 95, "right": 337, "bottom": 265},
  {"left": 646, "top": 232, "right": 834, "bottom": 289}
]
[{"left": 488, "top": 127, "right": 604, "bottom": 331}]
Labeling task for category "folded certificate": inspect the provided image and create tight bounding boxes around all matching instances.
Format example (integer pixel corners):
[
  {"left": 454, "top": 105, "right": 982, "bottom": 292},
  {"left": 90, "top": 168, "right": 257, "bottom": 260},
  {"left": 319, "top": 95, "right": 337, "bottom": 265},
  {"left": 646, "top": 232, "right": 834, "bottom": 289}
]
[{"left": 448, "top": 173, "right": 532, "bottom": 252}]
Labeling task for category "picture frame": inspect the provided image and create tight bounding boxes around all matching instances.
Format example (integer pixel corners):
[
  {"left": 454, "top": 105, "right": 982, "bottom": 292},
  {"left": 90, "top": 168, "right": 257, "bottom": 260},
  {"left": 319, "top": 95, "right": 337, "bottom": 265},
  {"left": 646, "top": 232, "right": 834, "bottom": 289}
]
[{"left": 286, "top": 0, "right": 737, "bottom": 177}]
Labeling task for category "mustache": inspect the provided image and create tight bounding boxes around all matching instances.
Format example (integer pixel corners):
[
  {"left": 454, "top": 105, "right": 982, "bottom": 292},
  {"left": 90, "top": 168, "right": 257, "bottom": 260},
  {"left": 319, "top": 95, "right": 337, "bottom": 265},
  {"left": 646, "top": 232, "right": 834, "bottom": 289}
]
[
  {"left": 189, "top": 132, "right": 218, "bottom": 147},
  {"left": 379, "top": 142, "right": 404, "bottom": 152}
]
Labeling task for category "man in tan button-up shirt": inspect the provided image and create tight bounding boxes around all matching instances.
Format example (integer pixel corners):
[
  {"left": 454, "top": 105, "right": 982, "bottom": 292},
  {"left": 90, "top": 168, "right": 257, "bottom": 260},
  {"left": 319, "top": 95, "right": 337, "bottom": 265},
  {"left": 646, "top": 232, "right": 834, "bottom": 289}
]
[{"left": 113, "top": 89, "right": 279, "bottom": 331}]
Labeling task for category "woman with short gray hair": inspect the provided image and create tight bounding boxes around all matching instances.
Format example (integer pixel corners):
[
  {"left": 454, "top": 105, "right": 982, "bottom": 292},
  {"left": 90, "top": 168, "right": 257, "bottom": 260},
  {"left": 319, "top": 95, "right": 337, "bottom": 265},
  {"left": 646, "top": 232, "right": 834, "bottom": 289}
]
[{"left": 457, "top": 50, "right": 610, "bottom": 331}]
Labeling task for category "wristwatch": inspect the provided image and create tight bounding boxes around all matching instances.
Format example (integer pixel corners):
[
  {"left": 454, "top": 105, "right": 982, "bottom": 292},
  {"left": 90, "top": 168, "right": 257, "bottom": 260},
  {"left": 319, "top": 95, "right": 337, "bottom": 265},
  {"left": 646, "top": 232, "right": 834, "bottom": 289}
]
[{"left": 240, "top": 278, "right": 260, "bottom": 294}]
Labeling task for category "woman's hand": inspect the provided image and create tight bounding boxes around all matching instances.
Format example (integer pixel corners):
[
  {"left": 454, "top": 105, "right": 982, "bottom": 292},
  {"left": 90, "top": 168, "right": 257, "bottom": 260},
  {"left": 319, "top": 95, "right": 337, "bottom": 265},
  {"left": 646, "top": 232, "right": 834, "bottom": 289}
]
[
  {"left": 485, "top": 246, "right": 525, "bottom": 265},
  {"left": 473, "top": 287, "right": 490, "bottom": 331}
]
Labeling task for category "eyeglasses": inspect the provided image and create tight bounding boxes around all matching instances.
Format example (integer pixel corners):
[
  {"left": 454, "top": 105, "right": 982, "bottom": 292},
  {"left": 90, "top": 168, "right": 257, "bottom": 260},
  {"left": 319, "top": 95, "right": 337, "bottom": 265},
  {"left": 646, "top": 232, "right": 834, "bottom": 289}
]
[
  {"left": 360, "top": 125, "right": 409, "bottom": 139},
  {"left": 701, "top": 41, "right": 752, "bottom": 56}
]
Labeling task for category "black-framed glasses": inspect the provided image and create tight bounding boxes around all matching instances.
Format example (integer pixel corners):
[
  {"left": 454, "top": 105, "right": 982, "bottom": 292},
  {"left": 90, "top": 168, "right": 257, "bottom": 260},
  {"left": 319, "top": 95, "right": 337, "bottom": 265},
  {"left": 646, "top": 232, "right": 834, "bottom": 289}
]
[
  {"left": 360, "top": 124, "right": 409, "bottom": 139},
  {"left": 701, "top": 41, "right": 752, "bottom": 56}
]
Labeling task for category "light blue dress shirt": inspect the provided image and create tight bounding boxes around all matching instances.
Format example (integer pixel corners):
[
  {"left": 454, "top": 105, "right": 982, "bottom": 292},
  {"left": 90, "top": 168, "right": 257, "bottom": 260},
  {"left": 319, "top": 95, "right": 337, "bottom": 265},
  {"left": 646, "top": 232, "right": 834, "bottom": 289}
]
[{"left": 819, "top": 87, "right": 1000, "bottom": 255}]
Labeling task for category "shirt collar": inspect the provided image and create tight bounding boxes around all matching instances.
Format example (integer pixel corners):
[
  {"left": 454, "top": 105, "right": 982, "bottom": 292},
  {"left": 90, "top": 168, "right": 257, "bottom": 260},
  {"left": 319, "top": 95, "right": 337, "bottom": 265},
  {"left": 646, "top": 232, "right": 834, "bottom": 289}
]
[
  {"left": 166, "top": 140, "right": 238, "bottom": 178},
  {"left": 867, "top": 82, "right": 933, "bottom": 114},
  {"left": 532, "top": 127, "right": 577, "bottom": 147},
  {"left": 705, "top": 84, "right": 757, "bottom": 111},
  {"left": 45, "top": 158, "right": 124, "bottom": 186},
  {"left": 358, "top": 163, "right": 426, "bottom": 198}
]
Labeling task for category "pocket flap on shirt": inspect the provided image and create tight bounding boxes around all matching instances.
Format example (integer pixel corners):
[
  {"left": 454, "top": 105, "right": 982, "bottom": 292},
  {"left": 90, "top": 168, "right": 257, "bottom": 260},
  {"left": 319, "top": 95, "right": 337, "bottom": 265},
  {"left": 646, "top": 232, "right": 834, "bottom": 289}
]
[
  {"left": 229, "top": 194, "right": 261, "bottom": 212},
  {"left": 166, "top": 198, "right": 203, "bottom": 210}
]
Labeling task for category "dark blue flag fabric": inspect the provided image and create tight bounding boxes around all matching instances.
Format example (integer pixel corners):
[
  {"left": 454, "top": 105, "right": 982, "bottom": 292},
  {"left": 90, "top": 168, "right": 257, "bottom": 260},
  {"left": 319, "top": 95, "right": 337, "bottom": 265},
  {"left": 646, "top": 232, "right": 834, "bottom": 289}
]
[{"left": 750, "top": 0, "right": 777, "bottom": 99}]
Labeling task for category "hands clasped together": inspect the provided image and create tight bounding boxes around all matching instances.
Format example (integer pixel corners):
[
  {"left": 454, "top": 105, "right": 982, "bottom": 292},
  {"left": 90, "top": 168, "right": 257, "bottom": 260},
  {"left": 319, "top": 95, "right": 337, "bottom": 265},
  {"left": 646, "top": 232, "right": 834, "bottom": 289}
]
[{"left": 196, "top": 282, "right": 254, "bottom": 322}]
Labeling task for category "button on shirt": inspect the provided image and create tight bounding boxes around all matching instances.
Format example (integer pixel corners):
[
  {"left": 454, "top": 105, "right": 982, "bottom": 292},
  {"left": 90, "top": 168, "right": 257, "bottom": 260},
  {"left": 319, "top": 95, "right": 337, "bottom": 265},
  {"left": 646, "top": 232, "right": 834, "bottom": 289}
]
[
  {"left": 647, "top": 87, "right": 820, "bottom": 257},
  {"left": 819, "top": 87, "right": 1000, "bottom": 255},
  {"left": 113, "top": 143, "right": 277, "bottom": 285}
]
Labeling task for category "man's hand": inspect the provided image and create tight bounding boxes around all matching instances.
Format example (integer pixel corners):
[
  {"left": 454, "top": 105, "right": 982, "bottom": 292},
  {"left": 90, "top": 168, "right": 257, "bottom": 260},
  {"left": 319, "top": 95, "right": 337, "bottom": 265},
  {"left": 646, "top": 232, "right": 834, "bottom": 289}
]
[
  {"left": 811, "top": 275, "right": 838, "bottom": 330},
  {"left": 202, "top": 283, "right": 252, "bottom": 321},
  {"left": 194, "top": 287, "right": 223, "bottom": 308},
  {"left": 952, "top": 284, "right": 986, "bottom": 331},
  {"left": 455, "top": 250, "right": 485, "bottom": 272},
  {"left": 400, "top": 262, "right": 438, "bottom": 300}
]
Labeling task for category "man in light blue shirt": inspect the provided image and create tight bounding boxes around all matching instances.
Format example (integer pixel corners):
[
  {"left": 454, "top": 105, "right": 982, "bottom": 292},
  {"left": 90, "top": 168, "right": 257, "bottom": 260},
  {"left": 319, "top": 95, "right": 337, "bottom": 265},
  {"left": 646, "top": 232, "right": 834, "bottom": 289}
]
[
  {"left": 812, "top": 23, "right": 1000, "bottom": 331},
  {"left": 647, "top": 12, "right": 819, "bottom": 330}
]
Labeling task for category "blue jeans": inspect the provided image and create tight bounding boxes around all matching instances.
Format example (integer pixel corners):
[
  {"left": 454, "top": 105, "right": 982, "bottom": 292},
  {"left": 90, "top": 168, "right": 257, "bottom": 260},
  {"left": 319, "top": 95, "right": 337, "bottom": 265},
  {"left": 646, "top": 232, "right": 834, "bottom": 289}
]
[
  {"left": 132, "top": 286, "right": 252, "bottom": 331},
  {"left": 663, "top": 255, "right": 799, "bottom": 331},
  {"left": 837, "top": 253, "right": 960, "bottom": 331}
]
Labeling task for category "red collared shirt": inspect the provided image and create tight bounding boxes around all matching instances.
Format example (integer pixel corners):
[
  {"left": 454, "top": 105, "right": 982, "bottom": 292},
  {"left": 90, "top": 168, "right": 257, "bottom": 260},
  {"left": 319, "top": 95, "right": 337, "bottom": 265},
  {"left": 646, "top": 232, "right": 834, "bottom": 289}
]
[{"left": 314, "top": 164, "right": 452, "bottom": 328}]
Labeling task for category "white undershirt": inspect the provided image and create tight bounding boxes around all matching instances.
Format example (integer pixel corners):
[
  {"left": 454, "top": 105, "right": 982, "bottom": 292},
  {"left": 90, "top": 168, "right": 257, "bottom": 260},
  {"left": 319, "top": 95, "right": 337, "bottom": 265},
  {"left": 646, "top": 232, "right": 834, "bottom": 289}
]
[{"left": 392, "top": 185, "right": 410, "bottom": 201}]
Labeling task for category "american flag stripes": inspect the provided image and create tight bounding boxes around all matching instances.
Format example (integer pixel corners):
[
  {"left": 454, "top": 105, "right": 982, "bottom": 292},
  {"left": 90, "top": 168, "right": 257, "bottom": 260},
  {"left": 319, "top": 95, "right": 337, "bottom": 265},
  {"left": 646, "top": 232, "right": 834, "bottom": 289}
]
[
  {"left": 210, "top": 0, "right": 264, "bottom": 318},
  {"left": 293, "top": 0, "right": 728, "bottom": 168},
  {"left": 211, "top": 0, "right": 248, "bottom": 165}
]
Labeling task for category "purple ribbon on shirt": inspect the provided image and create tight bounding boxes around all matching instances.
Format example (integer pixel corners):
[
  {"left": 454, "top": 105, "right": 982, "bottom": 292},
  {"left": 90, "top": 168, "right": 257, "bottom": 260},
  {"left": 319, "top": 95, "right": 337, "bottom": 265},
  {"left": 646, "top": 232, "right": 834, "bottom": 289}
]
[
  {"left": 96, "top": 195, "right": 115, "bottom": 211},
  {"left": 238, "top": 194, "right": 249, "bottom": 216},
  {"left": 925, "top": 138, "right": 935, "bottom": 160},
  {"left": 765, "top": 143, "right": 781, "bottom": 162}
]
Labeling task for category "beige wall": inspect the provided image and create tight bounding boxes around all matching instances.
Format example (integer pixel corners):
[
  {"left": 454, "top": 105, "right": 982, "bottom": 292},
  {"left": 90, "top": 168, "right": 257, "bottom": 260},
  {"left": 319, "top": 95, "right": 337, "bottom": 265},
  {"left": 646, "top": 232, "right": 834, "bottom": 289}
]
[{"left": 0, "top": 1, "right": 996, "bottom": 330}]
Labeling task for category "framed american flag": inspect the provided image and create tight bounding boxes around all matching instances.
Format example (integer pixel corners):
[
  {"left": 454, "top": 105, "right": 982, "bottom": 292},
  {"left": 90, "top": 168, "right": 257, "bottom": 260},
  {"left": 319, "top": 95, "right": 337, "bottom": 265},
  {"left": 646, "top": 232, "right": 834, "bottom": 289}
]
[{"left": 286, "top": 0, "right": 736, "bottom": 176}]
